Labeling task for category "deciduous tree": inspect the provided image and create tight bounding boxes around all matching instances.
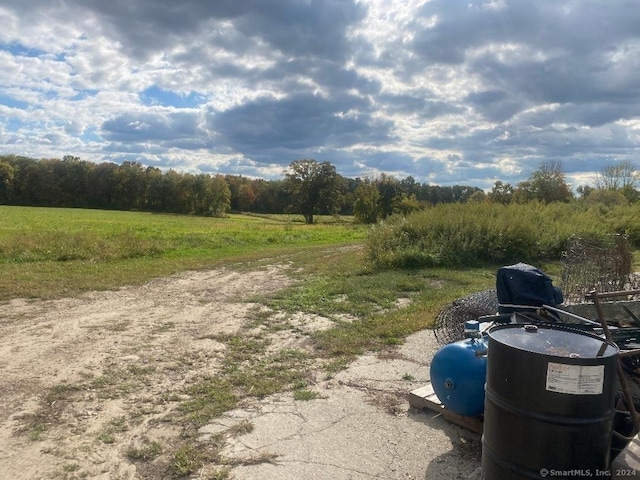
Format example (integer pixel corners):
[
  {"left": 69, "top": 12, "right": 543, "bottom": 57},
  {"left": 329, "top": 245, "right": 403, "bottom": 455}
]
[
  {"left": 488, "top": 181, "right": 514, "bottom": 204},
  {"left": 0, "top": 161, "right": 14, "bottom": 203},
  {"left": 353, "top": 178, "right": 380, "bottom": 224},
  {"left": 595, "top": 160, "right": 639, "bottom": 203},
  {"left": 514, "top": 160, "right": 573, "bottom": 204},
  {"left": 284, "top": 159, "right": 341, "bottom": 224}
]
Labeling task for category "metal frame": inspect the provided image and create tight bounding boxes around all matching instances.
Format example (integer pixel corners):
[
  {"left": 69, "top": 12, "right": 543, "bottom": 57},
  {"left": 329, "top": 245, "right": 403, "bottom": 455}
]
[{"left": 586, "top": 289, "right": 640, "bottom": 435}]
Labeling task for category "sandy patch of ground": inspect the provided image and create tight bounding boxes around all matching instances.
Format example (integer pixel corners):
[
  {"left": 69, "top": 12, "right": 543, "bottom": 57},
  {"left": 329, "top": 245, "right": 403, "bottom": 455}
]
[
  {"left": 0, "top": 261, "right": 478, "bottom": 480},
  {"left": 0, "top": 265, "right": 296, "bottom": 479}
]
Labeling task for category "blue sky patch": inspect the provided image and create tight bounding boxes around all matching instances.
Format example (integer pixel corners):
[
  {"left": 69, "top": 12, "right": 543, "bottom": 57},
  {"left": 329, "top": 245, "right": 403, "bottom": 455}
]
[
  {"left": 139, "top": 86, "right": 206, "bottom": 109},
  {"left": 0, "top": 93, "right": 30, "bottom": 110},
  {"left": 1, "top": 42, "right": 48, "bottom": 58},
  {"left": 80, "top": 127, "right": 103, "bottom": 143}
]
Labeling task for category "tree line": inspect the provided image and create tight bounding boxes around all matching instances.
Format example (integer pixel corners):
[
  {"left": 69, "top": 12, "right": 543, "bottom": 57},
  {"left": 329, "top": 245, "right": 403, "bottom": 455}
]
[
  {"left": 0, "top": 155, "right": 482, "bottom": 221},
  {"left": 0, "top": 155, "right": 637, "bottom": 223},
  {"left": 481, "top": 159, "right": 640, "bottom": 206}
]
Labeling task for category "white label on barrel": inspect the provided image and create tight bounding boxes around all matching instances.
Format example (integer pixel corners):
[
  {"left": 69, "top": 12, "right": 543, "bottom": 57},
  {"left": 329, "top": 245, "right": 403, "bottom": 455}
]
[{"left": 545, "top": 362, "right": 605, "bottom": 395}]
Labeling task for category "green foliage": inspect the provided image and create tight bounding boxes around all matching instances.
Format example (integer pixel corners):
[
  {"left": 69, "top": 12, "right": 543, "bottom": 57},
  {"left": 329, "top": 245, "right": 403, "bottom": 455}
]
[
  {"left": 9, "top": 153, "right": 588, "bottom": 222},
  {"left": 604, "top": 204, "right": 640, "bottom": 246},
  {"left": 353, "top": 179, "right": 380, "bottom": 224},
  {"left": 376, "top": 173, "right": 402, "bottom": 219},
  {"left": 29, "top": 421, "right": 49, "bottom": 441},
  {"left": 284, "top": 159, "right": 342, "bottom": 224},
  {"left": 513, "top": 160, "right": 573, "bottom": 204},
  {"left": 584, "top": 188, "right": 629, "bottom": 207},
  {"left": 467, "top": 190, "right": 487, "bottom": 204},
  {"left": 396, "top": 193, "right": 424, "bottom": 214},
  {"left": 488, "top": 181, "right": 514, "bottom": 204},
  {"left": 365, "top": 202, "right": 639, "bottom": 268},
  {"left": 254, "top": 244, "right": 495, "bottom": 359},
  {"left": 0, "top": 160, "right": 14, "bottom": 203},
  {"left": 181, "top": 345, "right": 311, "bottom": 428},
  {"left": 11, "top": 213, "right": 500, "bottom": 474},
  {"left": 180, "top": 378, "right": 238, "bottom": 426},
  {"left": 0, "top": 155, "right": 232, "bottom": 215}
]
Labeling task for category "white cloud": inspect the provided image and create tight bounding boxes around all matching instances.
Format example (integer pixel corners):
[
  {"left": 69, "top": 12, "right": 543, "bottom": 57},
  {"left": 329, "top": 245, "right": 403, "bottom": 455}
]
[{"left": 0, "top": 0, "right": 639, "bottom": 185}]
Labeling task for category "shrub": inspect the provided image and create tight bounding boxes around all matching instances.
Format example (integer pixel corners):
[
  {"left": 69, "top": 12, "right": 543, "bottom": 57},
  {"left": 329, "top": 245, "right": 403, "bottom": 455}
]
[{"left": 365, "top": 202, "right": 640, "bottom": 268}]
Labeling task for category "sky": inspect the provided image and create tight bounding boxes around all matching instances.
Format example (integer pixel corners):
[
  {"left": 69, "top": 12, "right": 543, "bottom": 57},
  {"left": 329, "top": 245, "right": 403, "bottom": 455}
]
[{"left": 1, "top": 0, "right": 639, "bottom": 191}]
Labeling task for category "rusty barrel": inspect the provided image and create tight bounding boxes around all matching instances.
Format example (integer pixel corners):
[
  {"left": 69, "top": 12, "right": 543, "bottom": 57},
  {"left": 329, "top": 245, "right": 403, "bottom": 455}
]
[{"left": 482, "top": 323, "right": 619, "bottom": 479}]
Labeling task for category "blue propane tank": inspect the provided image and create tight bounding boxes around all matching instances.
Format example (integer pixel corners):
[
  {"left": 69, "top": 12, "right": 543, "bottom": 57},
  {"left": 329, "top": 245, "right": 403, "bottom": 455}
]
[{"left": 430, "top": 320, "right": 488, "bottom": 417}]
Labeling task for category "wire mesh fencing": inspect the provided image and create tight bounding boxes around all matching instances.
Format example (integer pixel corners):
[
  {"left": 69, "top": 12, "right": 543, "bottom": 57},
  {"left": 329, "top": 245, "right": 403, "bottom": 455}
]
[
  {"left": 560, "top": 235, "right": 639, "bottom": 305},
  {"left": 433, "top": 289, "right": 499, "bottom": 346}
]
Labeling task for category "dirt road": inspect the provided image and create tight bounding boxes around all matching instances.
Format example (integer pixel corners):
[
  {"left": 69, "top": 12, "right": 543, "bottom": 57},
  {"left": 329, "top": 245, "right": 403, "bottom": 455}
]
[{"left": 0, "top": 262, "right": 480, "bottom": 479}]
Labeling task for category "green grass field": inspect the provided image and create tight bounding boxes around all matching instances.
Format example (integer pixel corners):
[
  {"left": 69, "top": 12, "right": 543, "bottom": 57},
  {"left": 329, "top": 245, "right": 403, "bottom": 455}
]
[
  {"left": 0, "top": 206, "right": 366, "bottom": 299},
  {"left": 0, "top": 205, "right": 498, "bottom": 352}
]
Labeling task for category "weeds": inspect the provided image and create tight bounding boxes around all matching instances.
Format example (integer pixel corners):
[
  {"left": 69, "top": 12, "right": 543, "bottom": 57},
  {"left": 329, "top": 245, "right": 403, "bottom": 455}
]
[
  {"left": 62, "top": 463, "right": 80, "bottom": 472},
  {"left": 29, "top": 421, "right": 49, "bottom": 441},
  {"left": 98, "top": 416, "right": 128, "bottom": 444},
  {"left": 366, "top": 202, "right": 640, "bottom": 268},
  {"left": 210, "top": 467, "right": 231, "bottom": 479},
  {"left": 173, "top": 443, "right": 205, "bottom": 476},
  {"left": 226, "top": 419, "right": 254, "bottom": 437},
  {"left": 293, "top": 389, "right": 322, "bottom": 401},
  {"left": 230, "top": 451, "right": 280, "bottom": 466},
  {"left": 126, "top": 440, "right": 163, "bottom": 461},
  {"left": 180, "top": 378, "right": 238, "bottom": 427}
]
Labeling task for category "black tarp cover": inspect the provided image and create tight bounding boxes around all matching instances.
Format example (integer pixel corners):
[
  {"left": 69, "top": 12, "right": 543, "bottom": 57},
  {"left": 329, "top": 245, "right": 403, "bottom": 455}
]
[{"left": 496, "top": 262, "right": 564, "bottom": 314}]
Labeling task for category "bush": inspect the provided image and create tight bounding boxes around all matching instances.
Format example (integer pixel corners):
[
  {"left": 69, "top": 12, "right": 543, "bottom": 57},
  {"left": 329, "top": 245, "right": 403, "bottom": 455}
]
[{"left": 365, "top": 202, "right": 640, "bottom": 268}]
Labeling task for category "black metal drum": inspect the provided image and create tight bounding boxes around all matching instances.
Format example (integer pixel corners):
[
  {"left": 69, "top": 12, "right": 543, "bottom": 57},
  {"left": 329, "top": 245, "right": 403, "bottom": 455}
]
[{"left": 482, "top": 323, "right": 619, "bottom": 479}]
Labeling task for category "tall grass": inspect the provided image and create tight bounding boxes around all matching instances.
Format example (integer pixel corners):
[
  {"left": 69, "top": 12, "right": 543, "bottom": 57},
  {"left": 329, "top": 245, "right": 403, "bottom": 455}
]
[{"left": 366, "top": 202, "right": 640, "bottom": 268}]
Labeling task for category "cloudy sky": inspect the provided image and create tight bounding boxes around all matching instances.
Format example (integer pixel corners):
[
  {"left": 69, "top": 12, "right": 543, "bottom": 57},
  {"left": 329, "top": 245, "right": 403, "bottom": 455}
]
[{"left": 1, "top": 0, "right": 639, "bottom": 190}]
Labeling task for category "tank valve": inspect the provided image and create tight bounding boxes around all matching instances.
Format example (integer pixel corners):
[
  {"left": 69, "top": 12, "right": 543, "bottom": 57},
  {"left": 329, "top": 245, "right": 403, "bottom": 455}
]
[{"left": 464, "top": 320, "right": 481, "bottom": 339}]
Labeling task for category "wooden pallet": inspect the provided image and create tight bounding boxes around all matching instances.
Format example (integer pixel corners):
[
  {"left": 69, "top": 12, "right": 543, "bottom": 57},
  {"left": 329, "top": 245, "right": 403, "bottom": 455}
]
[{"left": 409, "top": 382, "right": 484, "bottom": 434}]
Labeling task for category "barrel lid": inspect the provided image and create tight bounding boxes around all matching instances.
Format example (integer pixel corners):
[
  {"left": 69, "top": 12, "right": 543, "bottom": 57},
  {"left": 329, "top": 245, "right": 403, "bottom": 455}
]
[{"left": 488, "top": 324, "right": 618, "bottom": 358}]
